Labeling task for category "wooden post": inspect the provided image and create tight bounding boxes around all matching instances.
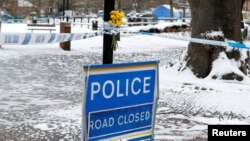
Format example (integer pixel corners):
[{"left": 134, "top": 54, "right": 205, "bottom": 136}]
[
  {"left": 103, "top": 0, "right": 115, "bottom": 64},
  {"left": 60, "top": 22, "right": 71, "bottom": 51}
]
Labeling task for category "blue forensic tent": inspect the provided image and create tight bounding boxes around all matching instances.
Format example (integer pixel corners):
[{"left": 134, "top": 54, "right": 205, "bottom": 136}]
[{"left": 153, "top": 5, "right": 181, "bottom": 20}]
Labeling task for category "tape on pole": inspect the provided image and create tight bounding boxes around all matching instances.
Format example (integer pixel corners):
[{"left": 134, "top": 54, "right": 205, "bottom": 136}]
[
  {"left": 0, "top": 32, "right": 102, "bottom": 45},
  {"left": 140, "top": 33, "right": 250, "bottom": 50}
]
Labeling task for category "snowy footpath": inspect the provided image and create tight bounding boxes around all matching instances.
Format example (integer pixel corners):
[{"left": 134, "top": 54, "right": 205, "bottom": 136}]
[{"left": 1, "top": 24, "right": 250, "bottom": 141}]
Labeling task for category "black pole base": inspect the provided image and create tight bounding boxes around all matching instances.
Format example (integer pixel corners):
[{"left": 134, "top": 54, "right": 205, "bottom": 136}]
[
  {"left": 103, "top": 34, "right": 113, "bottom": 64},
  {"left": 102, "top": 0, "right": 115, "bottom": 64}
]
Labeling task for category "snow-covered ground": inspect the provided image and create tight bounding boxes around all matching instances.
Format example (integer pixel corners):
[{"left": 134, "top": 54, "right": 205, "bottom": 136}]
[{"left": 1, "top": 23, "right": 250, "bottom": 141}]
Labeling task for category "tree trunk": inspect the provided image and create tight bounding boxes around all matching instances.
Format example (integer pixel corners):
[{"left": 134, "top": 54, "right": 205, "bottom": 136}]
[{"left": 185, "top": 0, "right": 246, "bottom": 80}]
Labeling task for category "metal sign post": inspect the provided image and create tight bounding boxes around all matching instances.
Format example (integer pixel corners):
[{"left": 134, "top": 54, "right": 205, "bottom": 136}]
[
  {"left": 0, "top": 10, "right": 2, "bottom": 32},
  {"left": 83, "top": 61, "right": 159, "bottom": 141},
  {"left": 103, "top": 0, "right": 115, "bottom": 64},
  {"left": 66, "top": 0, "right": 69, "bottom": 22},
  {"left": 62, "top": 0, "right": 65, "bottom": 21},
  {"left": 0, "top": 11, "right": 2, "bottom": 48}
]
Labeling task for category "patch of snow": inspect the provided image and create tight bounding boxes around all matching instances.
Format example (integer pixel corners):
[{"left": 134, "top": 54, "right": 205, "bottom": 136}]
[
  {"left": 161, "top": 65, "right": 250, "bottom": 116},
  {"left": 44, "top": 104, "right": 81, "bottom": 123},
  {"left": 207, "top": 52, "right": 249, "bottom": 80},
  {"left": 124, "top": 21, "right": 189, "bottom": 32},
  {"left": 34, "top": 123, "right": 58, "bottom": 131},
  {"left": 201, "top": 30, "right": 224, "bottom": 38}
]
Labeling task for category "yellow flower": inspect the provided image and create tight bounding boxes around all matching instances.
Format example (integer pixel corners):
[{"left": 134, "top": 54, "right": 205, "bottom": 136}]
[
  {"left": 121, "top": 13, "right": 125, "bottom": 18},
  {"left": 108, "top": 20, "right": 113, "bottom": 25},
  {"left": 109, "top": 10, "right": 125, "bottom": 27},
  {"left": 110, "top": 15, "right": 115, "bottom": 20},
  {"left": 110, "top": 11, "right": 117, "bottom": 15},
  {"left": 117, "top": 21, "right": 123, "bottom": 27}
]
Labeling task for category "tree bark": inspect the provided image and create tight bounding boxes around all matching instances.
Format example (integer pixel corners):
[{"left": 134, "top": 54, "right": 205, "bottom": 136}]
[{"left": 185, "top": 0, "right": 245, "bottom": 79}]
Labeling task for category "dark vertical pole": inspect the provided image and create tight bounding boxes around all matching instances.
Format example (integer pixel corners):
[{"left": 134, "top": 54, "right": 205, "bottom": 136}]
[
  {"left": 170, "top": 0, "right": 174, "bottom": 17},
  {"left": 183, "top": 7, "right": 186, "bottom": 18},
  {"left": 63, "top": 0, "right": 65, "bottom": 21},
  {"left": 103, "top": 0, "right": 115, "bottom": 64},
  {"left": 66, "top": 0, "right": 69, "bottom": 22},
  {"left": 0, "top": 12, "right": 1, "bottom": 48},
  {"left": 88, "top": 17, "right": 90, "bottom": 29},
  {"left": 170, "top": 0, "right": 174, "bottom": 22},
  {"left": 81, "top": 17, "right": 83, "bottom": 28},
  {"left": 73, "top": 17, "right": 75, "bottom": 26}
]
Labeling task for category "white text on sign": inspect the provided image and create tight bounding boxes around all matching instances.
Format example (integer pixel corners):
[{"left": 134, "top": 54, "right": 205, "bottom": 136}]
[
  {"left": 90, "top": 111, "right": 151, "bottom": 131},
  {"left": 90, "top": 77, "right": 152, "bottom": 101}
]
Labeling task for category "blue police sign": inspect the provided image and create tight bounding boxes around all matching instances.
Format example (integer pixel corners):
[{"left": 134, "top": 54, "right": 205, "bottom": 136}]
[{"left": 83, "top": 61, "right": 159, "bottom": 141}]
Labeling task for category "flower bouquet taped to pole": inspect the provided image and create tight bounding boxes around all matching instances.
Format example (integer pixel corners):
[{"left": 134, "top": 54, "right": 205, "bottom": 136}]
[{"left": 107, "top": 10, "right": 125, "bottom": 51}]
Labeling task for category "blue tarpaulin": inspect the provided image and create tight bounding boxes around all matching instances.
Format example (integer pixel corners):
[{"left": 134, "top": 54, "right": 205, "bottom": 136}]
[{"left": 153, "top": 5, "right": 181, "bottom": 20}]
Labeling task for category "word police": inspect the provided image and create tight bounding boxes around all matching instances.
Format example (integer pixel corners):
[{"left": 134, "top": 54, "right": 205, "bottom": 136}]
[{"left": 90, "top": 77, "right": 152, "bottom": 101}]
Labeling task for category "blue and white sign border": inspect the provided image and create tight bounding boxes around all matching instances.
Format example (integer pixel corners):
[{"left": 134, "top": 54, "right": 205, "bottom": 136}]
[{"left": 83, "top": 61, "right": 160, "bottom": 141}]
